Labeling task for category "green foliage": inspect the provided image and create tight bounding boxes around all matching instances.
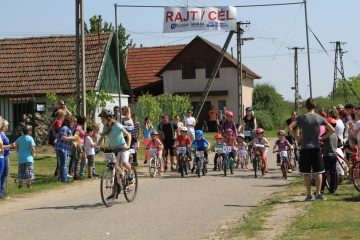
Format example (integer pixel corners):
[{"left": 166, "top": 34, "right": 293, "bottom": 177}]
[
  {"left": 135, "top": 93, "right": 191, "bottom": 123},
  {"left": 328, "top": 74, "right": 360, "bottom": 105},
  {"left": 252, "top": 83, "right": 285, "bottom": 130},
  {"left": 46, "top": 92, "right": 57, "bottom": 105}
]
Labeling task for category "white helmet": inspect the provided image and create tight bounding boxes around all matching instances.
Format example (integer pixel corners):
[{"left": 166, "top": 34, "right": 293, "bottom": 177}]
[{"left": 180, "top": 127, "right": 188, "bottom": 132}]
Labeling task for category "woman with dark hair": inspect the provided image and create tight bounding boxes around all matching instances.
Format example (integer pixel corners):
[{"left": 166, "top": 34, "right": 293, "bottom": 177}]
[
  {"left": 55, "top": 116, "right": 76, "bottom": 183},
  {"left": 15, "top": 125, "right": 36, "bottom": 188}
]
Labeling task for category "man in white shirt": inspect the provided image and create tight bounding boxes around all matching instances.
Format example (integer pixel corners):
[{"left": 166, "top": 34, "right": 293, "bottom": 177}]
[{"left": 183, "top": 110, "right": 196, "bottom": 141}]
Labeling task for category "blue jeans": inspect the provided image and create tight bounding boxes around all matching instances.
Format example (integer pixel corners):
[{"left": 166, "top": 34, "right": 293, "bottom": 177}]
[
  {"left": 56, "top": 150, "right": 69, "bottom": 181},
  {"left": 0, "top": 158, "right": 4, "bottom": 197},
  {"left": 1, "top": 156, "right": 9, "bottom": 193},
  {"left": 68, "top": 157, "right": 75, "bottom": 174}
]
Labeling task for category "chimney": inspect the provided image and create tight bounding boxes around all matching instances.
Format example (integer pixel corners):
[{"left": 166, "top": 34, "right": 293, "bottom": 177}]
[{"left": 140, "top": 44, "right": 143, "bottom": 48}]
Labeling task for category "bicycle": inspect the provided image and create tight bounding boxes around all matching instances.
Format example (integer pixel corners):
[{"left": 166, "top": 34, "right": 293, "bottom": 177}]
[
  {"left": 177, "top": 147, "right": 190, "bottom": 177},
  {"left": 252, "top": 144, "right": 267, "bottom": 178},
  {"left": 274, "top": 150, "right": 290, "bottom": 179},
  {"left": 214, "top": 148, "right": 224, "bottom": 171},
  {"left": 147, "top": 147, "right": 164, "bottom": 178},
  {"left": 223, "top": 146, "right": 235, "bottom": 176},
  {"left": 336, "top": 153, "right": 360, "bottom": 192},
  {"left": 243, "top": 130, "right": 255, "bottom": 164},
  {"left": 100, "top": 147, "right": 138, "bottom": 207},
  {"left": 194, "top": 150, "right": 207, "bottom": 178}
]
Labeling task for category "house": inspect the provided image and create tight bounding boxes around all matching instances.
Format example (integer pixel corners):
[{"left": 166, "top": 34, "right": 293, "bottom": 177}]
[
  {"left": 126, "top": 36, "right": 261, "bottom": 128},
  {"left": 0, "top": 32, "right": 132, "bottom": 135}
]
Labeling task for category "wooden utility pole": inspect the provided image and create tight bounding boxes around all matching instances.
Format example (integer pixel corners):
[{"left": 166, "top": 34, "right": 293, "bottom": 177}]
[{"left": 76, "top": 0, "right": 86, "bottom": 116}]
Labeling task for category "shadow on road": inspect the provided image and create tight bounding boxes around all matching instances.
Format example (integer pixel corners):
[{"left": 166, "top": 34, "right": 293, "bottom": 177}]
[
  {"left": 24, "top": 202, "right": 123, "bottom": 211},
  {"left": 224, "top": 204, "right": 257, "bottom": 208}
]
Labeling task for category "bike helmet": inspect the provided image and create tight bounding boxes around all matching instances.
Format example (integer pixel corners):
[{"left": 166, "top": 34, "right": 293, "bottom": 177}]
[
  {"left": 326, "top": 117, "right": 337, "bottom": 127},
  {"left": 238, "top": 133, "right": 245, "bottom": 139},
  {"left": 150, "top": 130, "right": 158, "bottom": 135},
  {"left": 256, "top": 128, "right": 264, "bottom": 134},
  {"left": 225, "top": 111, "right": 233, "bottom": 117},
  {"left": 195, "top": 130, "right": 203, "bottom": 137},
  {"left": 218, "top": 110, "right": 222, "bottom": 113},
  {"left": 225, "top": 128, "right": 233, "bottom": 134},
  {"left": 215, "top": 133, "right": 223, "bottom": 139},
  {"left": 277, "top": 130, "right": 286, "bottom": 136},
  {"left": 98, "top": 109, "right": 113, "bottom": 118},
  {"left": 180, "top": 127, "right": 188, "bottom": 132},
  {"left": 245, "top": 106, "right": 252, "bottom": 111},
  {"left": 125, "top": 127, "right": 133, "bottom": 131},
  {"left": 22, "top": 125, "right": 32, "bottom": 134}
]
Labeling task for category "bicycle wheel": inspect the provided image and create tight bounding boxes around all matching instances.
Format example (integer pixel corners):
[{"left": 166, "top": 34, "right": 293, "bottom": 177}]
[
  {"left": 202, "top": 162, "right": 206, "bottom": 176},
  {"left": 197, "top": 159, "right": 201, "bottom": 178},
  {"left": 184, "top": 158, "right": 188, "bottom": 176},
  {"left": 149, "top": 157, "right": 157, "bottom": 178},
  {"left": 180, "top": 156, "right": 184, "bottom": 178},
  {"left": 224, "top": 157, "right": 227, "bottom": 176},
  {"left": 229, "top": 158, "right": 234, "bottom": 175},
  {"left": 100, "top": 167, "right": 117, "bottom": 207},
  {"left": 217, "top": 157, "right": 222, "bottom": 171},
  {"left": 351, "top": 161, "right": 360, "bottom": 192},
  {"left": 124, "top": 165, "right": 138, "bottom": 202},
  {"left": 282, "top": 159, "right": 287, "bottom": 179},
  {"left": 253, "top": 157, "right": 258, "bottom": 178}
]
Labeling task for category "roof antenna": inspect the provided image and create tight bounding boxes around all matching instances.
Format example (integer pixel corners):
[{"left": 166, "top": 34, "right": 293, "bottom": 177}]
[{"left": 97, "top": 19, "right": 101, "bottom": 46}]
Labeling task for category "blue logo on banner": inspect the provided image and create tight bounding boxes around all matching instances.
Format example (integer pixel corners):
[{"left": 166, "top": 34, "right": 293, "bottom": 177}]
[{"left": 171, "top": 24, "right": 177, "bottom": 29}]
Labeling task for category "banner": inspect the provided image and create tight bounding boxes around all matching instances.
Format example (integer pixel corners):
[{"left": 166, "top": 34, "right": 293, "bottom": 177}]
[{"left": 163, "top": 6, "right": 236, "bottom": 33}]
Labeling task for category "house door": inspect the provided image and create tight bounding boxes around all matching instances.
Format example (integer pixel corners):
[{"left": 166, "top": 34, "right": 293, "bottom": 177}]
[{"left": 191, "top": 101, "right": 211, "bottom": 130}]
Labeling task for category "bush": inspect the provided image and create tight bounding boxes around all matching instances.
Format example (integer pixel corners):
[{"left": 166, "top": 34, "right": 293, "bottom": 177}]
[{"left": 255, "top": 110, "right": 276, "bottom": 130}]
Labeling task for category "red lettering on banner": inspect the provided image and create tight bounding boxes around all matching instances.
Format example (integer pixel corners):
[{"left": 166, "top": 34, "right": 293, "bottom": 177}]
[
  {"left": 174, "top": 12, "right": 183, "bottom": 22},
  {"left": 190, "top": 11, "right": 198, "bottom": 20},
  {"left": 183, "top": 11, "right": 189, "bottom": 22},
  {"left": 218, "top": 9, "right": 225, "bottom": 21},
  {"left": 166, "top": 12, "right": 173, "bottom": 22},
  {"left": 226, "top": 10, "right": 233, "bottom": 20},
  {"left": 208, "top": 11, "right": 216, "bottom": 20}
]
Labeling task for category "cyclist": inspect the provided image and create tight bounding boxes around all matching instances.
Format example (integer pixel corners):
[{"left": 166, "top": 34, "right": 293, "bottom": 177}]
[
  {"left": 190, "top": 130, "right": 210, "bottom": 173},
  {"left": 211, "top": 133, "right": 226, "bottom": 171},
  {"left": 174, "top": 127, "right": 192, "bottom": 170},
  {"left": 96, "top": 110, "right": 133, "bottom": 186},
  {"left": 247, "top": 128, "right": 269, "bottom": 173},
  {"left": 145, "top": 131, "right": 164, "bottom": 172},
  {"left": 237, "top": 133, "right": 248, "bottom": 169},
  {"left": 220, "top": 111, "right": 238, "bottom": 138},
  {"left": 222, "top": 128, "right": 237, "bottom": 163},
  {"left": 272, "top": 130, "right": 293, "bottom": 172},
  {"left": 241, "top": 107, "right": 257, "bottom": 142}
]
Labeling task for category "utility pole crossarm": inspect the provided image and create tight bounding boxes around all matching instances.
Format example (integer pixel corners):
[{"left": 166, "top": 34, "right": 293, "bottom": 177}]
[{"left": 288, "top": 47, "right": 304, "bottom": 114}]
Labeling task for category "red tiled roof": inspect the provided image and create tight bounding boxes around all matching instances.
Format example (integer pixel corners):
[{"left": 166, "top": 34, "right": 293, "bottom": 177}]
[
  {"left": 126, "top": 45, "right": 185, "bottom": 89},
  {"left": 0, "top": 32, "right": 112, "bottom": 95}
]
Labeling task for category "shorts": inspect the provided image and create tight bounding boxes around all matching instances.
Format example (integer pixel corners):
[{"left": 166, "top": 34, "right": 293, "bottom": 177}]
[
  {"left": 299, "top": 148, "right": 324, "bottom": 174},
  {"left": 18, "top": 163, "right": 34, "bottom": 181},
  {"left": 238, "top": 150, "right": 247, "bottom": 157},
  {"left": 163, "top": 139, "right": 175, "bottom": 157},
  {"left": 87, "top": 155, "right": 95, "bottom": 167},
  {"left": 285, "top": 135, "right": 294, "bottom": 145},
  {"left": 114, "top": 145, "right": 130, "bottom": 164}
]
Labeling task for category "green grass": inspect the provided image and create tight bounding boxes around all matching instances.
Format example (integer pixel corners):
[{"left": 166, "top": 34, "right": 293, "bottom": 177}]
[
  {"left": 230, "top": 196, "right": 282, "bottom": 238},
  {"left": 1, "top": 153, "right": 108, "bottom": 201}
]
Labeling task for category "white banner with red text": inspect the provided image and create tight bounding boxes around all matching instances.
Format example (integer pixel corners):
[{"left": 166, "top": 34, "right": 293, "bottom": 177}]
[{"left": 163, "top": 6, "right": 237, "bottom": 33}]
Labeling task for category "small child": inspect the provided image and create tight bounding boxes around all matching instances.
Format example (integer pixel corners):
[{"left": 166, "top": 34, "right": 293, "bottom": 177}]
[
  {"left": 237, "top": 133, "right": 248, "bottom": 169},
  {"left": 91, "top": 123, "right": 100, "bottom": 177},
  {"left": 222, "top": 128, "right": 237, "bottom": 160},
  {"left": 174, "top": 127, "right": 192, "bottom": 169},
  {"left": 346, "top": 138, "right": 358, "bottom": 165},
  {"left": 190, "top": 130, "right": 210, "bottom": 173},
  {"left": 71, "top": 133, "right": 84, "bottom": 180},
  {"left": 272, "top": 130, "right": 292, "bottom": 172},
  {"left": 211, "top": 133, "right": 226, "bottom": 171},
  {"left": 85, "top": 126, "right": 96, "bottom": 179},
  {"left": 146, "top": 131, "right": 164, "bottom": 171},
  {"left": 247, "top": 128, "right": 269, "bottom": 173}
]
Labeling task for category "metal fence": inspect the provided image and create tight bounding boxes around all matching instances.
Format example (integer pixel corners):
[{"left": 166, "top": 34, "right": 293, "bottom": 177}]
[{"left": 0, "top": 94, "right": 35, "bottom": 142}]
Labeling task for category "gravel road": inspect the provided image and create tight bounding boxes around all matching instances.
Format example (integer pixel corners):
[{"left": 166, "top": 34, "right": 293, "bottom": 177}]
[{"left": 0, "top": 139, "right": 299, "bottom": 240}]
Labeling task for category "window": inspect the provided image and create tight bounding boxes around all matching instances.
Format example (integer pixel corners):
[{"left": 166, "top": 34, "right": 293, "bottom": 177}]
[
  {"left": 218, "top": 100, "right": 226, "bottom": 112},
  {"left": 182, "top": 63, "right": 196, "bottom": 79},
  {"left": 205, "top": 62, "right": 220, "bottom": 78}
]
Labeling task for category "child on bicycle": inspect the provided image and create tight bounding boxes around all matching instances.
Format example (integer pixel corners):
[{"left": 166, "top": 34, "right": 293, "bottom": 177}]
[
  {"left": 190, "top": 130, "right": 210, "bottom": 173},
  {"left": 145, "top": 131, "right": 164, "bottom": 172},
  {"left": 272, "top": 130, "right": 293, "bottom": 172},
  {"left": 174, "top": 127, "right": 192, "bottom": 170},
  {"left": 237, "top": 133, "right": 248, "bottom": 169},
  {"left": 211, "top": 133, "right": 226, "bottom": 171},
  {"left": 346, "top": 138, "right": 358, "bottom": 165},
  {"left": 222, "top": 128, "right": 237, "bottom": 161},
  {"left": 247, "top": 128, "right": 269, "bottom": 173}
]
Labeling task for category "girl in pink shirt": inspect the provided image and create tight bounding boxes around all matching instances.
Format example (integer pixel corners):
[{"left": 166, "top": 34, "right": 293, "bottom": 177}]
[{"left": 146, "top": 131, "right": 164, "bottom": 171}]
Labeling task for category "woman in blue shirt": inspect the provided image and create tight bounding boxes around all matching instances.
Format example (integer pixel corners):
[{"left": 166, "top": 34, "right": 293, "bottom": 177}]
[
  {"left": 0, "top": 119, "right": 15, "bottom": 196},
  {"left": 15, "top": 125, "right": 36, "bottom": 189}
]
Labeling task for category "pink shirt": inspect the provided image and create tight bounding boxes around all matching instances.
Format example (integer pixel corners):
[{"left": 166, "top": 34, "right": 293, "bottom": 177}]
[
  {"left": 75, "top": 125, "right": 85, "bottom": 146},
  {"left": 147, "top": 139, "right": 163, "bottom": 152}
]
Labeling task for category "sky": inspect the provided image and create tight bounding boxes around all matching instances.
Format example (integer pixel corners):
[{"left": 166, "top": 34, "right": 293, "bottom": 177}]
[{"left": 1, "top": 0, "right": 360, "bottom": 102}]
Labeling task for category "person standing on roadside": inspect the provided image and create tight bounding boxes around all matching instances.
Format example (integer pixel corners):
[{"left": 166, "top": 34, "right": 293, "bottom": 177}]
[
  {"left": 289, "top": 98, "right": 335, "bottom": 201},
  {"left": 113, "top": 106, "right": 121, "bottom": 122},
  {"left": 217, "top": 110, "right": 226, "bottom": 132},
  {"left": 158, "top": 114, "right": 180, "bottom": 172},
  {"left": 184, "top": 110, "right": 196, "bottom": 142},
  {"left": 142, "top": 117, "right": 153, "bottom": 165},
  {"left": 208, "top": 105, "right": 218, "bottom": 132},
  {"left": 0, "top": 119, "right": 15, "bottom": 198},
  {"left": 51, "top": 99, "right": 71, "bottom": 120}
]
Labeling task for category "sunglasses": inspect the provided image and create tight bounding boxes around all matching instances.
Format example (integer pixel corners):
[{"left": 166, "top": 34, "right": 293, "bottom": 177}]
[{"left": 60, "top": 104, "right": 65, "bottom": 106}]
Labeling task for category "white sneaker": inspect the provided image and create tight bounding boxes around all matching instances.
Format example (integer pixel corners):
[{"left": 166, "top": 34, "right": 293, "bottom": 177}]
[
  {"left": 67, "top": 174, "right": 73, "bottom": 178},
  {"left": 277, "top": 162, "right": 281, "bottom": 166},
  {"left": 288, "top": 169, "right": 292, "bottom": 173}
]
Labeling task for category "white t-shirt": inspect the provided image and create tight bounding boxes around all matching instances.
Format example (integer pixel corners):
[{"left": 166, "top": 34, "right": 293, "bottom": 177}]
[
  {"left": 85, "top": 136, "right": 95, "bottom": 155},
  {"left": 335, "top": 119, "right": 344, "bottom": 141},
  {"left": 253, "top": 137, "right": 268, "bottom": 152},
  {"left": 353, "top": 120, "right": 360, "bottom": 143},
  {"left": 184, "top": 116, "right": 196, "bottom": 133},
  {"left": 122, "top": 116, "right": 134, "bottom": 127}
]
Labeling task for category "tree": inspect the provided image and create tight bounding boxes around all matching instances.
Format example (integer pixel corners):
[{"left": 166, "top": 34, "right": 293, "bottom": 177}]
[
  {"left": 252, "top": 83, "right": 285, "bottom": 130},
  {"left": 328, "top": 74, "right": 360, "bottom": 105},
  {"left": 84, "top": 15, "right": 135, "bottom": 62}
]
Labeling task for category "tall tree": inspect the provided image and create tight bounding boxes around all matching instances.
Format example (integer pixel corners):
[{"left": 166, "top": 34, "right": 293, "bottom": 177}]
[
  {"left": 329, "top": 74, "right": 360, "bottom": 103},
  {"left": 84, "top": 15, "right": 136, "bottom": 62}
]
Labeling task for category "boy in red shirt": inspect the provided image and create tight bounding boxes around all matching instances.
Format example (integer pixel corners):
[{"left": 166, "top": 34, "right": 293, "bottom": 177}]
[{"left": 174, "top": 127, "right": 192, "bottom": 170}]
